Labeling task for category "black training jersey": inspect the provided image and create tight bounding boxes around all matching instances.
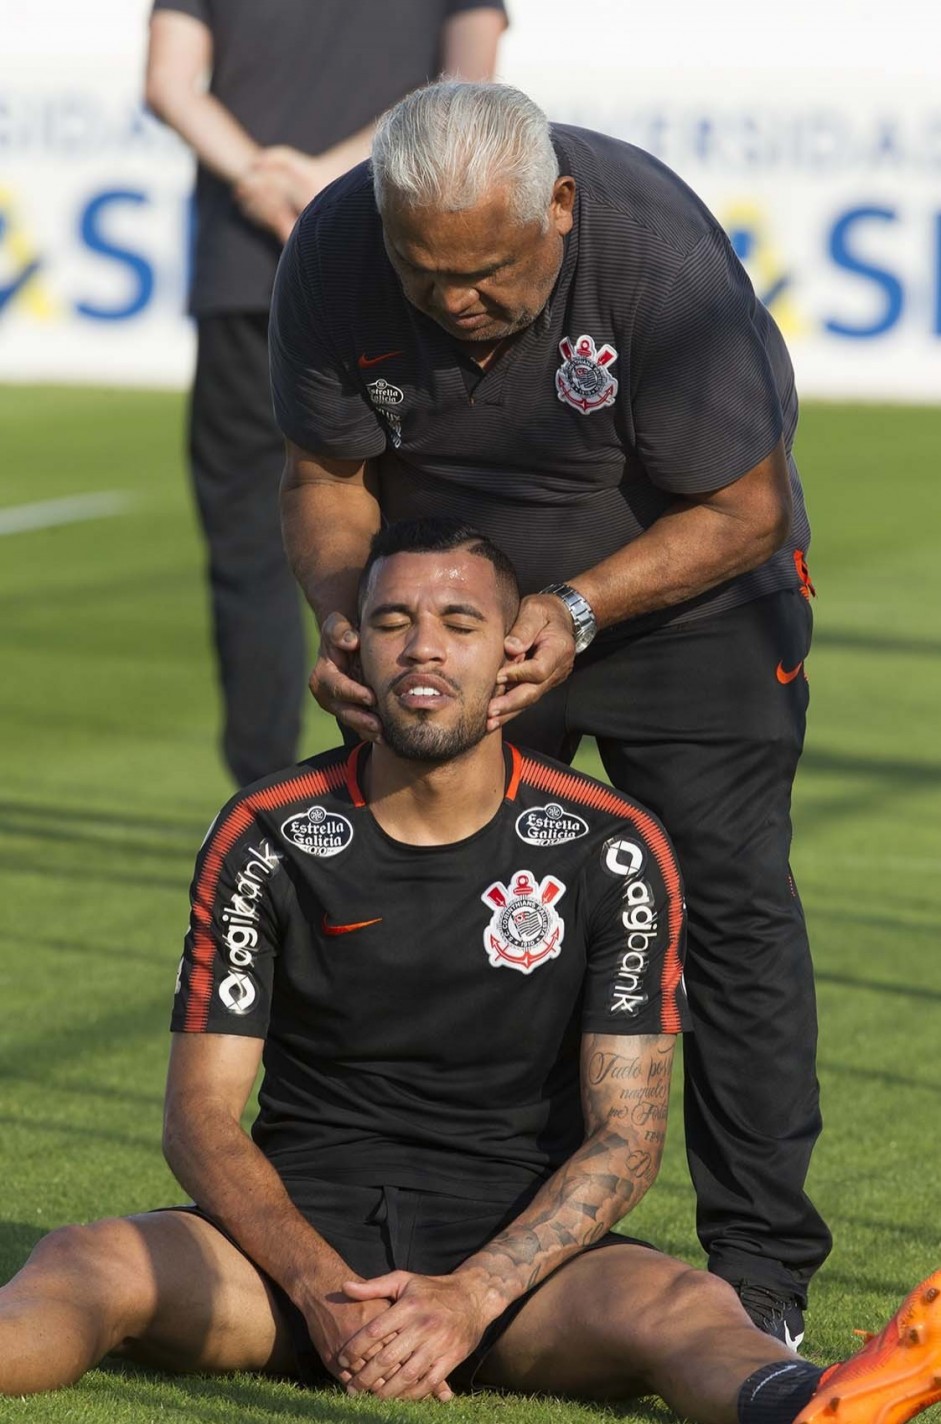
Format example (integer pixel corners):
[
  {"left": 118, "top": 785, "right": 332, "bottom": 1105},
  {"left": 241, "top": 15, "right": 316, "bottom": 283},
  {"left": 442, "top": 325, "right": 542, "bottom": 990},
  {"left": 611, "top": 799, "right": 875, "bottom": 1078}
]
[
  {"left": 270, "top": 124, "right": 811, "bottom": 638},
  {"left": 172, "top": 744, "right": 689, "bottom": 1203}
]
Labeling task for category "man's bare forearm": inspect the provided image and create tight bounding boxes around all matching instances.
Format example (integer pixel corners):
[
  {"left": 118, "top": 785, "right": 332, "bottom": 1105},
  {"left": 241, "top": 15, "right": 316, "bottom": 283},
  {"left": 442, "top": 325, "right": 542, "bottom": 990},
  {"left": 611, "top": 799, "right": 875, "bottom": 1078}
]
[
  {"left": 454, "top": 1036, "right": 672, "bottom": 1321},
  {"left": 155, "top": 90, "right": 259, "bottom": 184},
  {"left": 572, "top": 442, "right": 793, "bottom": 629},
  {"left": 280, "top": 468, "right": 380, "bottom": 626}
]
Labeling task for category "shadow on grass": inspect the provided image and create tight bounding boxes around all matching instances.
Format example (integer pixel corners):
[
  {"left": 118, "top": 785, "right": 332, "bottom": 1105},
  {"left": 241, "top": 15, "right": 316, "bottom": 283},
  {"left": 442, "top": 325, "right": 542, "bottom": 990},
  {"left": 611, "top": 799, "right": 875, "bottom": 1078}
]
[
  {"left": 817, "top": 1058, "right": 941, "bottom": 1094},
  {"left": 3, "top": 1074, "right": 163, "bottom": 1111},
  {"left": 0, "top": 991, "right": 169, "bottom": 1081},
  {"left": 816, "top": 968, "right": 941, "bottom": 1001},
  {"left": 93, "top": 1361, "right": 396, "bottom": 1422},
  {"left": 0, "top": 798, "right": 208, "bottom": 837},
  {"left": 0, "top": 932, "right": 175, "bottom": 965},
  {"left": 817, "top": 1265, "right": 928, "bottom": 1300},
  {"left": 0, "top": 1220, "right": 46, "bottom": 1280},
  {"left": 814, "top": 630, "right": 941, "bottom": 659},
  {"left": 0, "top": 853, "right": 184, "bottom": 892},
  {"left": 802, "top": 748, "right": 941, "bottom": 787},
  {"left": 0, "top": 808, "right": 199, "bottom": 864},
  {"left": 0, "top": 1111, "right": 155, "bottom": 1152},
  {"left": 95, "top": 1359, "right": 675, "bottom": 1423}
]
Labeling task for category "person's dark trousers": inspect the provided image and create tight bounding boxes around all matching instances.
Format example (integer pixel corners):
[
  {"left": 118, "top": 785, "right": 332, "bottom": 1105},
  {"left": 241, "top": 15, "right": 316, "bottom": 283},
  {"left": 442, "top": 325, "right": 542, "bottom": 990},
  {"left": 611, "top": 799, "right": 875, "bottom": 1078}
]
[
  {"left": 511, "top": 589, "right": 832, "bottom": 1301},
  {"left": 190, "top": 312, "right": 309, "bottom": 787}
]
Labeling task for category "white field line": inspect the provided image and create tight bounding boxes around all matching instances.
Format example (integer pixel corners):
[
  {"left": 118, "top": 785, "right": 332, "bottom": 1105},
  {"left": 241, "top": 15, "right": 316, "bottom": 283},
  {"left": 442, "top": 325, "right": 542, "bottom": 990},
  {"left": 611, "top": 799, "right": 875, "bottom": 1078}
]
[{"left": 0, "top": 492, "right": 136, "bottom": 536}]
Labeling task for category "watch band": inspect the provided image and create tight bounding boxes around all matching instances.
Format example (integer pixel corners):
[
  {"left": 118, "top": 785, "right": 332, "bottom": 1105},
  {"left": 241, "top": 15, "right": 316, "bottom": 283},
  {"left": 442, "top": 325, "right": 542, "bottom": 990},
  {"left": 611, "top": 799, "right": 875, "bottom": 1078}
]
[{"left": 540, "top": 582, "right": 598, "bottom": 654}]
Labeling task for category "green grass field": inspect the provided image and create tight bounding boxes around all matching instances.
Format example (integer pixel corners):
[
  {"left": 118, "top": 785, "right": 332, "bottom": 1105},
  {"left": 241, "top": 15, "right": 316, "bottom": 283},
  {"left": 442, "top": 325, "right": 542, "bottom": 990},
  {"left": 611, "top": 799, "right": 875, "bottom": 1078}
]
[{"left": 1, "top": 388, "right": 940, "bottom": 1424}]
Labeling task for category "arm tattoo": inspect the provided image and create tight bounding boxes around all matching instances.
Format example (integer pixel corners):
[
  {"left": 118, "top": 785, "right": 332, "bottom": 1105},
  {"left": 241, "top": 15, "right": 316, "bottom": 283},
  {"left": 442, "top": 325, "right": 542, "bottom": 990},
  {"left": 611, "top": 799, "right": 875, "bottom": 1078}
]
[{"left": 462, "top": 1033, "right": 676, "bottom": 1304}]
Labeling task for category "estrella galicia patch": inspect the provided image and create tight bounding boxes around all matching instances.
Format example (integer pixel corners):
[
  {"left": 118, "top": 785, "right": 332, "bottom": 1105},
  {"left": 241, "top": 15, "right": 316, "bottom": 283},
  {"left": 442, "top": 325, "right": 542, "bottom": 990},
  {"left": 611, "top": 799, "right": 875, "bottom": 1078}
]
[
  {"left": 515, "top": 802, "right": 589, "bottom": 847},
  {"left": 367, "top": 378, "right": 404, "bottom": 408},
  {"left": 481, "top": 869, "right": 566, "bottom": 975},
  {"left": 280, "top": 805, "right": 354, "bottom": 858}
]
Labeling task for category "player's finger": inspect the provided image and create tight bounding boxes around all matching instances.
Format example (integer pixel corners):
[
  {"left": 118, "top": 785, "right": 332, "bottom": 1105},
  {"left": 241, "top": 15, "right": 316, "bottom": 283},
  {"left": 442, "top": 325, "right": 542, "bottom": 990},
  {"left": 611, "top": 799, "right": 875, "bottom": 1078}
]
[
  {"left": 341, "top": 1329, "right": 398, "bottom": 1373},
  {"left": 347, "top": 1338, "right": 411, "bottom": 1390},
  {"left": 348, "top": 1357, "right": 404, "bottom": 1395},
  {"left": 372, "top": 1353, "right": 454, "bottom": 1402}
]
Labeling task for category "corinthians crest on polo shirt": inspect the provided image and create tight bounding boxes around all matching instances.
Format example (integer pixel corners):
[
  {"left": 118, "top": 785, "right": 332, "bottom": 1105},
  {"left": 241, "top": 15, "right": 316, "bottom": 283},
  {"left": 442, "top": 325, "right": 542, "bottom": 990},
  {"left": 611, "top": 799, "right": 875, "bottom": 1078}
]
[
  {"left": 556, "top": 333, "right": 619, "bottom": 414},
  {"left": 480, "top": 870, "right": 567, "bottom": 975}
]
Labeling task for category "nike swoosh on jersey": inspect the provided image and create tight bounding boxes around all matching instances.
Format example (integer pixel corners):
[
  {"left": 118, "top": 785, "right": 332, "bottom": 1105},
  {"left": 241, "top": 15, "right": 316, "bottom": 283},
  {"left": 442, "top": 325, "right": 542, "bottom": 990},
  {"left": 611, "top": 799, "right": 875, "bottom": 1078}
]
[
  {"left": 776, "top": 661, "right": 803, "bottom": 684},
  {"left": 322, "top": 915, "right": 383, "bottom": 936},
  {"left": 357, "top": 350, "right": 404, "bottom": 369}
]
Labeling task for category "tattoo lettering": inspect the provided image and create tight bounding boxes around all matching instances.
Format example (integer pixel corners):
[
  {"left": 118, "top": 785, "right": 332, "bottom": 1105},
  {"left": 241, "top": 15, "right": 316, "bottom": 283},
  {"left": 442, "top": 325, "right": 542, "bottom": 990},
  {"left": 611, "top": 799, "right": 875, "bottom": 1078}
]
[
  {"left": 588, "top": 1051, "right": 643, "bottom": 1086},
  {"left": 630, "top": 1098, "right": 669, "bottom": 1127}
]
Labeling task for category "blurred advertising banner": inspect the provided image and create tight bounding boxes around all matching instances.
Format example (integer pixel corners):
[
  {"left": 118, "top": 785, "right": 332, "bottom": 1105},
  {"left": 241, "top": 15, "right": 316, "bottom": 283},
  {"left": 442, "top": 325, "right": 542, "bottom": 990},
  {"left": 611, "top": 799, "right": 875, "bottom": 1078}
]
[{"left": 1, "top": 0, "right": 939, "bottom": 400}]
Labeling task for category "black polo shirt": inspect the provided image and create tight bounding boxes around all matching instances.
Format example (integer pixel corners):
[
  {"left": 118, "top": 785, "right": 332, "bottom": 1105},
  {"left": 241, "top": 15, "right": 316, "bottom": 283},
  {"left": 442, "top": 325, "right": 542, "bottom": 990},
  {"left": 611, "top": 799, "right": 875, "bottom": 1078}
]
[
  {"left": 171, "top": 743, "right": 689, "bottom": 1202},
  {"left": 270, "top": 124, "right": 811, "bottom": 635},
  {"left": 151, "top": 0, "right": 507, "bottom": 315}
]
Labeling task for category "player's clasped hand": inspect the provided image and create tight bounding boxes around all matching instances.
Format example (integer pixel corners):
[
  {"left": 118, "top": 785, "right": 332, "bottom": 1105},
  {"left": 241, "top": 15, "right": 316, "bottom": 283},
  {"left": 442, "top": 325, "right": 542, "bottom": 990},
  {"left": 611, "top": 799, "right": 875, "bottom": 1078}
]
[
  {"left": 338, "top": 1269, "right": 489, "bottom": 1402},
  {"left": 487, "top": 593, "right": 577, "bottom": 731},
  {"left": 309, "top": 612, "right": 384, "bottom": 742}
]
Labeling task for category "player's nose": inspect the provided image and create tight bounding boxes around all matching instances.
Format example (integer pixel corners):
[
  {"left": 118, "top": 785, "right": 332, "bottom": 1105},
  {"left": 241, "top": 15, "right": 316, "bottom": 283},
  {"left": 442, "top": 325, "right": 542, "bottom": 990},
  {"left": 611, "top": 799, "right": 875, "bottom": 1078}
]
[{"left": 403, "top": 616, "right": 446, "bottom": 662}]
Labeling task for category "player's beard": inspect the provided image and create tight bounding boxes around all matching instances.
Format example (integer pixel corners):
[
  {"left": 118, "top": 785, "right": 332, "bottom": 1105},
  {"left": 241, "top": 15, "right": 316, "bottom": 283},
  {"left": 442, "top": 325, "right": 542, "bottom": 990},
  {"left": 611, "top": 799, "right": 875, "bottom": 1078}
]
[{"left": 379, "top": 690, "right": 491, "bottom": 764}]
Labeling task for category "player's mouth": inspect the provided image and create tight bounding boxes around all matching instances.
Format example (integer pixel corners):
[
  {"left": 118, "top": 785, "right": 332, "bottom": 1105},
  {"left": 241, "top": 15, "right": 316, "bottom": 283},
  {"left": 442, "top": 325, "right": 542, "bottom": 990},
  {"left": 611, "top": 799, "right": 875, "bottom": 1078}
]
[{"left": 391, "top": 672, "right": 458, "bottom": 710}]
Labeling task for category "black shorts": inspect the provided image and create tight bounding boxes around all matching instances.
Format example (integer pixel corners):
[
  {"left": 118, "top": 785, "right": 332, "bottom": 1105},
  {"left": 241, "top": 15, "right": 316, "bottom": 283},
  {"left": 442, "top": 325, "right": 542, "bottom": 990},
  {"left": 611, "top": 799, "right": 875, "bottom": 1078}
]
[{"left": 160, "top": 1179, "right": 650, "bottom": 1390}]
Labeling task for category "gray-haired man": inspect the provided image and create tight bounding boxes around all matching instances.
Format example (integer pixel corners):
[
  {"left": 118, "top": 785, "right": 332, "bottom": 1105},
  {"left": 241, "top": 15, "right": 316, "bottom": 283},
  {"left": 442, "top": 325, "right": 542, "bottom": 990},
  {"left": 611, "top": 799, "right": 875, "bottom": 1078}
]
[{"left": 271, "top": 80, "right": 826, "bottom": 1339}]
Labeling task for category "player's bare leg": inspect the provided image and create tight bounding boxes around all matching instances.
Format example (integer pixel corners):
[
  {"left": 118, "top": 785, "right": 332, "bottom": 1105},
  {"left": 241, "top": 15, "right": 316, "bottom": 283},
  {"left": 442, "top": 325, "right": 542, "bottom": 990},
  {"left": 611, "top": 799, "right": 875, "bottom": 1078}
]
[
  {"left": 478, "top": 1243, "right": 795, "bottom": 1421},
  {"left": 0, "top": 1210, "right": 295, "bottom": 1395}
]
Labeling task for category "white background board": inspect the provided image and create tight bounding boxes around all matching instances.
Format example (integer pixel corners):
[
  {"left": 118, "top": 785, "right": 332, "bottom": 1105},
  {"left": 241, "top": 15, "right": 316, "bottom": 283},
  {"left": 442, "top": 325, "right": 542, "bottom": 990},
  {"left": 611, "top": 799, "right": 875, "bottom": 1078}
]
[{"left": 1, "top": 0, "right": 940, "bottom": 399}]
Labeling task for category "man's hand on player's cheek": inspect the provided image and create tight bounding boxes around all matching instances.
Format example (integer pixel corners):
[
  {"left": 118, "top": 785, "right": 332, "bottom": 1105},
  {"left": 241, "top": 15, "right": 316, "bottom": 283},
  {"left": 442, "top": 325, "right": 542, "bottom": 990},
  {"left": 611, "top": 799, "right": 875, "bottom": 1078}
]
[
  {"left": 339, "top": 1270, "right": 489, "bottom": 1400},
  {"left": 309, "top": 612, "right": 383, "bottom": 742},
  {"left": 486, "top": 594, "right": 576, "bottom": 730}
]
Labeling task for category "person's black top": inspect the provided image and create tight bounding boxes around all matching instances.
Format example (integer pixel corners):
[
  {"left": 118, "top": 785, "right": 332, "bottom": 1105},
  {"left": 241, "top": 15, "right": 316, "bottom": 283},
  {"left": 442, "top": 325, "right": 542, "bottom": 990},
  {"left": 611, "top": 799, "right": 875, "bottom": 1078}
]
[
  {"left": 270, "top": 124, "right": 812, "bottom": 636},
  {"left": 150, "top": 0, "right": 507, "bottom": 315},
  {"left": 172, "top": 744, "right": 690, "bottom": 1205}
]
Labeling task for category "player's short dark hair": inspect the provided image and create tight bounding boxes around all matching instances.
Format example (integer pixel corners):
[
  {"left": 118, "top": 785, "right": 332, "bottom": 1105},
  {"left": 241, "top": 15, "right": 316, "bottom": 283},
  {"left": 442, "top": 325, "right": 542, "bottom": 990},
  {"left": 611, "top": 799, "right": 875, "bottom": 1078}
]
[{"left": 357, "top": 518, "right": 520, "bottom": 623}]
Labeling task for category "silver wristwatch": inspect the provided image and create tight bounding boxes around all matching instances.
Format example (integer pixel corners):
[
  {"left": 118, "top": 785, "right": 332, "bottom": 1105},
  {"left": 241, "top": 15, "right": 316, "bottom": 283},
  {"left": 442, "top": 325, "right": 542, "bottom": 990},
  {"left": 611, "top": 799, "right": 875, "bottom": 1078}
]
[{"left": 540, "top": 582, "right": 598, "bottom": 654}]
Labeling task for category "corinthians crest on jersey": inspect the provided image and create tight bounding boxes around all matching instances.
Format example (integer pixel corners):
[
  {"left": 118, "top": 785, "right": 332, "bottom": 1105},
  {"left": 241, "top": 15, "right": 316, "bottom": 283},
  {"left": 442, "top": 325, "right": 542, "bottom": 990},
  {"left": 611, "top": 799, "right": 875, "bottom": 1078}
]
[
  {"left": 555, "top": 333, "right": 619, "bottom": 414},
  {"left": 480, "top": 870, "right": 566, "bottom": 975}
]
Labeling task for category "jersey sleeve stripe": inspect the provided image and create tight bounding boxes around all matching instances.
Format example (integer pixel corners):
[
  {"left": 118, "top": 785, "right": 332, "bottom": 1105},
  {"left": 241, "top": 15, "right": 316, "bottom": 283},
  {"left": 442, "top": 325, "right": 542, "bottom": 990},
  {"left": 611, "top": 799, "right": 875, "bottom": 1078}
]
[
  {"left": 345, "top": 744, "right": 367, "bottom": 807},
  {"left": 505, "top": 744, "right": 523, "bottom": 801},
  {"left": 183, "top": 759, "right": 348, "bottom": 1032},
  {"left": 518, "top": 755, "right": 685, "bottom": 1033}
]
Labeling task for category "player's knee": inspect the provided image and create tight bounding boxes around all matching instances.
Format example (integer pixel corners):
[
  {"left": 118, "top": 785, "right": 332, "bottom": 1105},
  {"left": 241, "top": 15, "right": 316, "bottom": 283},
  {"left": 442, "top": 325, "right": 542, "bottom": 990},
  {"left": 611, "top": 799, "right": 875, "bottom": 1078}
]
[
  {"left": 657, "top": 1264, "right": 745, "bottom": 1337},
  {"left": 605, "top": 1260, "right": 738, "bottom": 1362},
  {"left": 27, "top": 1220, "right": 152, "bottom": 1322}
]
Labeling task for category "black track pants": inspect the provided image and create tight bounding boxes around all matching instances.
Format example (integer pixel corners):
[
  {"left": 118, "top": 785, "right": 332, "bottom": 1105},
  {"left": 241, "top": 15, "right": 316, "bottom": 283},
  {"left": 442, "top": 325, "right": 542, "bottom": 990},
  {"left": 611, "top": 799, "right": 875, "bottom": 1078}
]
[
  {"left": 510, "top": 589, "right": 832, "bottom": 1299},
  {"left": 189, "top": 313, "right": 308, "bottom": 786}
]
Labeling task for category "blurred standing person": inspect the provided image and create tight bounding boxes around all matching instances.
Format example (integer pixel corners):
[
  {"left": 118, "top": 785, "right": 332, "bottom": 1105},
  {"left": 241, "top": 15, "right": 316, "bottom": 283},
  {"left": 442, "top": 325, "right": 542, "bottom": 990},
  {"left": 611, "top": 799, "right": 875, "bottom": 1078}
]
[{"left": 144, "top": 0, "right": 507, "bottom": 785}]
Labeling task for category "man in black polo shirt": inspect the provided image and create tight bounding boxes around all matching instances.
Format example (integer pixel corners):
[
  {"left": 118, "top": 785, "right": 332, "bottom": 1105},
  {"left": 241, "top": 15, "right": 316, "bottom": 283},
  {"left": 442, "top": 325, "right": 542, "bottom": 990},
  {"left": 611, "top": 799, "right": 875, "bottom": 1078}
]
[
  {"left": 270, "top": 81, "right": 827, "bottom": 1340},
  {"left": 144, "top": 0, "right": 507, "bottom": 785},
  {"left": 2, "top": 519, "right": 937, "bottom": 1422}
]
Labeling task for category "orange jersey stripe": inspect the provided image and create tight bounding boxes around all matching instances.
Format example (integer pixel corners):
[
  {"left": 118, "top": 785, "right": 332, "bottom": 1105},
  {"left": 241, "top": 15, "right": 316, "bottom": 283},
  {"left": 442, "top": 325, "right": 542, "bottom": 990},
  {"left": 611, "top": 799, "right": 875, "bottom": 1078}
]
[
  {"left": 184, "top": 757, "right": 349, "bottom": 1032},
  {"left": 517, "top": 755, "right": 685, "bottom": 1033}
]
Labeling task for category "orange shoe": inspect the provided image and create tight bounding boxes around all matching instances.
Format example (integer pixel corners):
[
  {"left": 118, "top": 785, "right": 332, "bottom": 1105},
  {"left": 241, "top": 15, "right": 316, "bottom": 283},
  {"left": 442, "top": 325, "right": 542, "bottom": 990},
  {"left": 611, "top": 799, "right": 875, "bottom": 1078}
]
[{"left": 794, "top": 1271, "right": 941, "bottom": 1424}]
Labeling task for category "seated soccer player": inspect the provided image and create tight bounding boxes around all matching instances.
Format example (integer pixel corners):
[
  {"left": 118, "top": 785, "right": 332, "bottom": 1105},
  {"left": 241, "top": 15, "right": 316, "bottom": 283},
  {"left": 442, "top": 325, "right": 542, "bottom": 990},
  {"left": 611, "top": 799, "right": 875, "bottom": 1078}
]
[{"left": 1, "top": 518, "right": 938, "bottom": 1424}]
